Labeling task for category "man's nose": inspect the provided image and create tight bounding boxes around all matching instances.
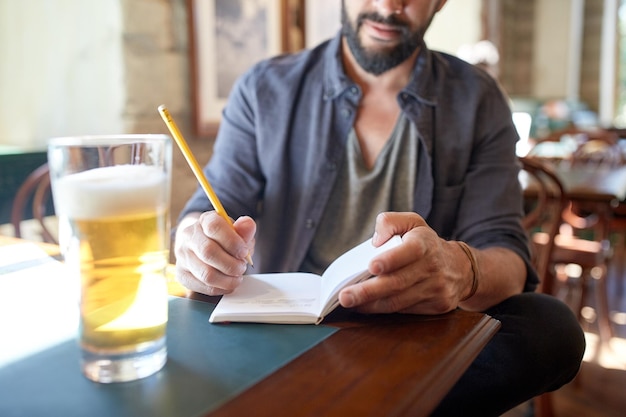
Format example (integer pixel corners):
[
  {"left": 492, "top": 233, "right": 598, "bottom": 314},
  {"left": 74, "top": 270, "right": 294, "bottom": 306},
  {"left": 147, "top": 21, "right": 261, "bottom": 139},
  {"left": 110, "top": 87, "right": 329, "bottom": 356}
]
[{"left": 373, "top": 0, "right": 404, "bottom": 16}]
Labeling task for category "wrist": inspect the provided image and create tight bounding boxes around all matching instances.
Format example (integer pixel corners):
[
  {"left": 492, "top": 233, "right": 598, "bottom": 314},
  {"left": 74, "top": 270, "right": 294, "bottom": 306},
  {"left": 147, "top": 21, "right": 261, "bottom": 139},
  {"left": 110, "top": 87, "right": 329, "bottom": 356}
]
[{"left": 455, "top": 241, "right": 480, "bottom": 301}]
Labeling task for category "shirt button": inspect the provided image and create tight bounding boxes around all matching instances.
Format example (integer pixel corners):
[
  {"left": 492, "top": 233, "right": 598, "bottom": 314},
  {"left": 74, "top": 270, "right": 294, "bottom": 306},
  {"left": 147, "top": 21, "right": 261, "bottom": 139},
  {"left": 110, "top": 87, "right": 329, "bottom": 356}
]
[
  {"left": 341, "top": 108, "right": 351, "bottom": 118},
  {"left": 350, "top": 87, "right": 358, "bottom": 95},
  {"left": 305, "top": 219, "right": 316, "bottom": 229}
]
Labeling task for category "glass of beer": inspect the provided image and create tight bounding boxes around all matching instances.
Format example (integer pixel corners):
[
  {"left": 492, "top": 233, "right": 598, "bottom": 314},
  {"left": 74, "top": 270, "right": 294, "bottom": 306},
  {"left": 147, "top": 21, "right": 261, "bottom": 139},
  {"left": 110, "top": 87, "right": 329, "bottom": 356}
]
[{"left": 48, "top": 135, "right": 172, "bottom": 383}]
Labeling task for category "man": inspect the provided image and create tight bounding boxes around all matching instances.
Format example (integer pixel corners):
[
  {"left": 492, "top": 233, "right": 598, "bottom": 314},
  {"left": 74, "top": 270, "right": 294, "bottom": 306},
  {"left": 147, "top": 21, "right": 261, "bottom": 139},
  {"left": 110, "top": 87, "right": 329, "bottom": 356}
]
[{"left": 175, "top": 0, "right": 585, "bottom": 415}]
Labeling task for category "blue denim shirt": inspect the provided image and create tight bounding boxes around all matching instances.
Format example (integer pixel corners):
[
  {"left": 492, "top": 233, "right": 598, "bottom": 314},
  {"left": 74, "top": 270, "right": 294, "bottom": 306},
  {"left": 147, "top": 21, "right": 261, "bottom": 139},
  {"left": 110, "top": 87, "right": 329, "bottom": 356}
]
[{"left": 180, "top": 33, "right": 538, "bottom": 290}]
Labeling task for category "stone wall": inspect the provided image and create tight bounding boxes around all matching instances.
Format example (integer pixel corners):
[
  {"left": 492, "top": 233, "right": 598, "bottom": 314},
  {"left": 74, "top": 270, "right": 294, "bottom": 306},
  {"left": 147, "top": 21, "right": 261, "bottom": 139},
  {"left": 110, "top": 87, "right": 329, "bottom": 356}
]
[
  {"left": 580, "top": 0, "right": 604, "bottom": 113},
  {"left": 496, "top": 0, "right": 606, "bottom": 112},
  {"left": 120, "top": 0, "right": 213, "bottom": 227},
  {"left": 498, "top": 0, "right": 536, "bottom": 97}
]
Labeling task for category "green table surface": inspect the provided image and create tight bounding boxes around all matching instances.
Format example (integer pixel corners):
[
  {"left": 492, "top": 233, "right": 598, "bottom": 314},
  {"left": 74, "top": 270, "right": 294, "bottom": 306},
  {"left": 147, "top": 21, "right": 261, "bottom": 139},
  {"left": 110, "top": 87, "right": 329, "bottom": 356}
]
[{"left": 0, "top": 296, "right": 337, "bottom": 417}]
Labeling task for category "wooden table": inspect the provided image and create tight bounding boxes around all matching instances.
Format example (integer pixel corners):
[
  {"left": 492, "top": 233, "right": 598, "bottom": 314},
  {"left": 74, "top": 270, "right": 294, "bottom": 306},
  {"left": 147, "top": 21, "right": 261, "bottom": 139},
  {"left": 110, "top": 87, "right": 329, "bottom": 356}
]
[
  {"left": 549, "top": 163, "right": 626, "bottom": 203},
  {"left": 200, "top": 295, "right": 498, "bottom": 417},
  {"left": 522, "top": 160, "right": 626, "bottom": 238},
  {"left": 0, "top": 236, "right": 500, "bottom": 417},
  {"left": 525, "top": 140, "right": 626, "bottom": 203},
  {"left": 521, "top": 159, "right": 624, "bottom": 345}
]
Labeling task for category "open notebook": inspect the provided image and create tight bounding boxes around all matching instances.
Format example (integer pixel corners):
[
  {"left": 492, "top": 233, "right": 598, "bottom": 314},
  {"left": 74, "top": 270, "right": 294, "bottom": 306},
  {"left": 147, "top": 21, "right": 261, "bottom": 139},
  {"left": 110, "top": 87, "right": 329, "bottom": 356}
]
[{"left": 209, "top": 235, "right": 403, "bottom": 324}]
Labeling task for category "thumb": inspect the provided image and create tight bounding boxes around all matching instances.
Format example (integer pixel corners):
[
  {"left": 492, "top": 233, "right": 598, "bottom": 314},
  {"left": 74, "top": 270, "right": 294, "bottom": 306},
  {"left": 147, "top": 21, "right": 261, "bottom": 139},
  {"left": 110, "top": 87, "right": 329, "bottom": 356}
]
[
  {"left": 233, "top": 216, "right": 256, "bottom": 244},
  {"left": 372, "top": 212, "right": 427, "bottom": 246}
]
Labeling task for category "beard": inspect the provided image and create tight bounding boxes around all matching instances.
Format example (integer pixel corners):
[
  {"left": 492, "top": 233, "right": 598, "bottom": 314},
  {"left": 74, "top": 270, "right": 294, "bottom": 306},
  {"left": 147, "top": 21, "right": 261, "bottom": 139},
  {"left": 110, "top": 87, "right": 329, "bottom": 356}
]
[{"left": 341, "top": 6, "right": 424, "bottom": 75}]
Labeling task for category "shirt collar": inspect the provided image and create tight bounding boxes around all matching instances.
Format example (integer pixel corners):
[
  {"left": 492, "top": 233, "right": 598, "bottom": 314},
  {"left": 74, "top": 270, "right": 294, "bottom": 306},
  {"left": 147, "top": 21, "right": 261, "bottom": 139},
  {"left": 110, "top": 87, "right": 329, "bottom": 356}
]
[
  {"left": 322, "top": 33, "right": 353, "bottom": 100},
  {"left": 402, "top": 45, "right": 439, "bottom": 106},
  {"left": 322, "top": 31, "right": 440, "bottom": 107}
]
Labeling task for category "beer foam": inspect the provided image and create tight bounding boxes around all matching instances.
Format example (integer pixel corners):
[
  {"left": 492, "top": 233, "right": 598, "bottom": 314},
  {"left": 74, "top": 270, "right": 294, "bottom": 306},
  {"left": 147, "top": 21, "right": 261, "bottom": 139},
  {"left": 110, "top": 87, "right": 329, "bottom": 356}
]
[{"left": 53, "top": 164, "right": 169, "bottom": 219}]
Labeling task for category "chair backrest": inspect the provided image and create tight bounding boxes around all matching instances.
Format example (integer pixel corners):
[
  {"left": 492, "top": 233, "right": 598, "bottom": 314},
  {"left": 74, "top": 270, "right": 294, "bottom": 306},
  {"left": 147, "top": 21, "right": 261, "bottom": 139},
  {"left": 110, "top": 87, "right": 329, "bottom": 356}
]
[
  {"left": 571, "top": 139, "right": 624, "bottom": 168},
  {"left": 562, "top": 134, "right": 623, "bottom": 245},
  {"left": 519, "top": 156, "right": 568, "bottom": 294},
  {"left": 10, "top": 163, "right": 57, "bottom": 244}
]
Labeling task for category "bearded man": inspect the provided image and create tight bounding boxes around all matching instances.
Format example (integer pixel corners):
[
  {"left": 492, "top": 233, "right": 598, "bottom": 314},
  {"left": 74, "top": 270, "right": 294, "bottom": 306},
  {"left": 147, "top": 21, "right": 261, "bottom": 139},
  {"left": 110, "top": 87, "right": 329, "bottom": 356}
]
[{"left": 175, "top": 1, "right": 585, "bottom": 415}]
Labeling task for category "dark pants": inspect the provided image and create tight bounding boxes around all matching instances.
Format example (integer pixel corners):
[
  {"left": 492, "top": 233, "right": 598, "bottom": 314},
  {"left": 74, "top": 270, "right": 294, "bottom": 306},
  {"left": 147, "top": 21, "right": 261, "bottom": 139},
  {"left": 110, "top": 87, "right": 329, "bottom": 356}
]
[{"left": 431, "top": 292, "right": 586, "bottom": 417}]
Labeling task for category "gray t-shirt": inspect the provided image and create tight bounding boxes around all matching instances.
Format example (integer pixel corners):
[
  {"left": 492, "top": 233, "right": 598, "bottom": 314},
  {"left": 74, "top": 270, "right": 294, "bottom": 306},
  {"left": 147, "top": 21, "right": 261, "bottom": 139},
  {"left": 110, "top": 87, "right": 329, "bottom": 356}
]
[{"left": 300, "top": 114, "right": 418, "bottom": 275}]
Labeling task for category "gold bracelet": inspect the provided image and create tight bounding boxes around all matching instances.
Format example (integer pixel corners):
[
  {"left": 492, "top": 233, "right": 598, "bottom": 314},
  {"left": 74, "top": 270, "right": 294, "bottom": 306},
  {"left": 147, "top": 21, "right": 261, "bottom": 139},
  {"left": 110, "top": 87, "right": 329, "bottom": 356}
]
[{"left": 456, "top": 241, "right": 480, "bottom": 301}]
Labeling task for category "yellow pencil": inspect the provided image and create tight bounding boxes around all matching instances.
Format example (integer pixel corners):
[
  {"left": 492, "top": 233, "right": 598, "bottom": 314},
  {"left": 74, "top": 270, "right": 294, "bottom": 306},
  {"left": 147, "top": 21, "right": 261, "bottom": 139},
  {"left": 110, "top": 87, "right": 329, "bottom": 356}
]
[{"left": 158, "top": 105, "right": 253, "bottom": 266}]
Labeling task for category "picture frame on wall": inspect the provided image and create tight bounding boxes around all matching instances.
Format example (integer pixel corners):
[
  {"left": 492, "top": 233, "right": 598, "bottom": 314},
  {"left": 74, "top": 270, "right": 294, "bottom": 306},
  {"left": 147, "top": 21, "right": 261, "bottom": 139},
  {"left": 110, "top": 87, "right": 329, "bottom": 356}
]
[{"left": 188, "top": 0, "right": 293, "bottom": 137}]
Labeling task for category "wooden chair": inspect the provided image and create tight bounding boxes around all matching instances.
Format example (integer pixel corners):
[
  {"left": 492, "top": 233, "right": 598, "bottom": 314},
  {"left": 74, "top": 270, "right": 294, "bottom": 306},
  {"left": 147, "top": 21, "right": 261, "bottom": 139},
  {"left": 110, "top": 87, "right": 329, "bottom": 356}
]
[
  {"left": 520, "top": 156, "right": 570, "bottom": 417},
  {"left": 557, "top": 138, "right": 619, "bottom": 343},
  {"left": 542, "top": 203, "right": 613, "bottom": 343},
  {"left": 10, "top": 163, "right": 57, "bottom": 244},
  {"left": 524, "top": 138, "right": 621, "bottom": 417},
  {"left": 527, "top": 129, "right": 618, "bottom": 343},
  {"left": 520, "top": 157, "right": 568, "bottom": 294},
  {"left": 609, "top": 201, "right": 626, "bottom": 295}
]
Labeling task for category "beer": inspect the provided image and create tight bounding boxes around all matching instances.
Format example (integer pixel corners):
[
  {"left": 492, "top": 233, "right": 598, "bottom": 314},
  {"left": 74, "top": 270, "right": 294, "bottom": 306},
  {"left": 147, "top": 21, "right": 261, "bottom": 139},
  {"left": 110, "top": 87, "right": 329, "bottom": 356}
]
[
  {"left": 54, "top": 164, "right": 169, "bottom": 377},
  {"left": 74, "top": 211, "right": 168, "bottom": 351}
]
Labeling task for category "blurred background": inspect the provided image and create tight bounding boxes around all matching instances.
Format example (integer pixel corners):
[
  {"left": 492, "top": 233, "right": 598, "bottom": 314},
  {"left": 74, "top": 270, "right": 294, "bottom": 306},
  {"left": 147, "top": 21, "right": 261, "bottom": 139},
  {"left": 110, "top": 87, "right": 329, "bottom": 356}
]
[
  {"left": 2, "top": 3, "right": 626, "bottom": 415},
  {"left": 1, "top": 0, "right": 625, "bottom": 225}
]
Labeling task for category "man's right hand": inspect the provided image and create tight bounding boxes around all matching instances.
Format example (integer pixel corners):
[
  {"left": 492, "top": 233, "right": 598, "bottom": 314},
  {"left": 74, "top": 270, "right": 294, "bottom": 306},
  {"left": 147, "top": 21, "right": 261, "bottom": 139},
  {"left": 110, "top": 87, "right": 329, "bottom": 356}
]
[{"left": 174, "top": 211, "right": 256, "bottom": 295}]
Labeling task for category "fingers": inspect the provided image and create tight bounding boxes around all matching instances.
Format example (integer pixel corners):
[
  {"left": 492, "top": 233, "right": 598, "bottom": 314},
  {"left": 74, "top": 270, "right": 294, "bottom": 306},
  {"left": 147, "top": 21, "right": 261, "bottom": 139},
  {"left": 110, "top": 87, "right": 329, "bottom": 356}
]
[
  {"left": 233, "top": 216, "right": 256, "bottom": 244},
  {"left": 340, "top": 219, "right": 458, "bottom": 315},
  {"left": 372, "top": 212, "right": 427, "bottom": 246},
  {"left": 368, "top": 219, "right": 438, "bottom": 280},
  {"left": 198, "top": 212, "right": 253, "bottom": 262},
  {"left": 174, "top": 211, "right": 255, "bottom": 296},
  {"left": 176, "top": 261, "right": 243, "bottom": 295},
  {"left": 339, "top": 274, "right": 457, "bottom": 315},
  {"left": 233, "top": 216, "right": 256, "bottom": 260}
]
